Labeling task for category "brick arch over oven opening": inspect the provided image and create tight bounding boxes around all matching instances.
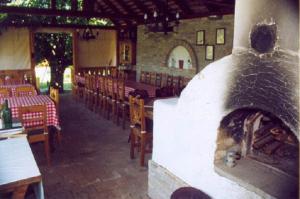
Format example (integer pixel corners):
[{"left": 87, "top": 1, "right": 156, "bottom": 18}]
[{"left": 163, "top": 40, "right": 198, "bottom": 71}]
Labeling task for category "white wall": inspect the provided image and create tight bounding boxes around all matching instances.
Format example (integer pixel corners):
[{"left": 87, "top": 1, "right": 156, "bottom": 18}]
[{"left": 77, "top": 29, "right": 117, "bottom": 67}]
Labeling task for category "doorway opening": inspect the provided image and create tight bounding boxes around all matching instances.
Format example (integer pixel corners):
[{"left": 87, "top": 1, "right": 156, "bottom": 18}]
[{"left": 33, "top": 31, "right": 73, "bottom": 93}]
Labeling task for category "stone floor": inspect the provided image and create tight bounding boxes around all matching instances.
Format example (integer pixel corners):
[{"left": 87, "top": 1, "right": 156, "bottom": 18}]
[{"left": 27, "top": 94, "right": 150, "bottom": 199}]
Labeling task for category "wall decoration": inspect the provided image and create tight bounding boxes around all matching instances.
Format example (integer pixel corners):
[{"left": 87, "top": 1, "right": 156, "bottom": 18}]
[
  {"left": 205, "top": 45, "right": 214, "bottom": 61},
  {"left": 196, "top": 30, "right": 205, "bottom": 45},
  {"left": 216, "top": 28, "right": 225, "bottom": 44}
]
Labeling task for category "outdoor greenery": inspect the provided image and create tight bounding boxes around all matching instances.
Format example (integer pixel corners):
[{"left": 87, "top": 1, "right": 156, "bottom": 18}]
[
  {"left": 0, "top": 0, "right": 114, "bottom": 92},
  {"left": 34, "top": 32, "right": 73, "bottom": 92}
]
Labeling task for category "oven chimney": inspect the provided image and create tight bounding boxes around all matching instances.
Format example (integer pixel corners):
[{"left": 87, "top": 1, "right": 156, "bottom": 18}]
[{"left": 233, "top": 0, "right": 299, "bottom": 54}]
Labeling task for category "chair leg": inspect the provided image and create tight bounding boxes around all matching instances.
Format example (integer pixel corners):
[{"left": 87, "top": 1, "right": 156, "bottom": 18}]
[
  {"left": 122, "top": 105, "right": 126, "bottom": 130},
  {"left": 140, "top": 134, "right": 146, "bottom": 167},
  {"left": 130, "top": 131, "right": 135, "bottom": 159},
  {"left": 116, "top": 103, "right": 120, "bottom": 126},
  {"left": 112, "top": 101, "right": 116, "bottom": 123},
  {"left": 56, "top": 130, "right": 62, "bottom": 146},
  {"left": 44, "top": 134, "right": 51, "bottom": 166}
]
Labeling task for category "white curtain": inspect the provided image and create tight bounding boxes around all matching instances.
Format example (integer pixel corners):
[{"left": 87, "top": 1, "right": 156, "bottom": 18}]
[{"left": 0, "top": 27, "right": 31, "bottom": 70}]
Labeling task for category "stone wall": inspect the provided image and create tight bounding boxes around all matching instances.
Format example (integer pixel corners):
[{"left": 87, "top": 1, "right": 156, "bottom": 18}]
[{"left": 136, "top": 15, "right": 234, "bottom": 80}]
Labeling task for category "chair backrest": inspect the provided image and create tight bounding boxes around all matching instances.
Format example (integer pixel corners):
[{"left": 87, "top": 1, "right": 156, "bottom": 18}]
[
  {"left": 49, "top": 86, "right": 59, "bottom": 119},
  {"left": 150, "top": 72, "right": 156, "bottom": 86},
  {"left": 161, "top": 73, "right": 167, "bottom": 87},
  {"left": 172, "top": 76, "right": 180, "bottom": 89},
  {"left": 116, "top": 79, "right": 125, "bottom": 101},
  {"left": 155, "top": 73, "right": 162, "bottom": 87},
  {"left": 118, "top": 70, "right": 126, "bottom": 80},
  {"left": 15, "top": 86, "right": 36, "bottom": 97},
  {"left": 0, "top": 87, "right": 11, "bottom": 98},
  {"left": 140, "top": 71, "right": 146, "bottom": 83},
  {"left": 129, "top": 95, "right": 146, "bottom": 131},
  {"left": 18, "top": 105, "right": 47, "bottom": 132},
  {"left": 106, "top": 77, "right": 115, "bottom": 98},
  {"left": 0, "top": 78, "right": 4, "bottom": 86},
  {"left": 111, "top": 67, "right": 118, "bottom": 78},
  {"left": 49, "top": 86, "right": 59, "bottom": 106},
  {"left": 99, "top": 76, "right": 106, "bottom": 95},
  {"left": 145, "top": 72, "right": 151, "bottom": 84},
  {"left": 166, "top": 75, "right": 173, "bottom": 87}
]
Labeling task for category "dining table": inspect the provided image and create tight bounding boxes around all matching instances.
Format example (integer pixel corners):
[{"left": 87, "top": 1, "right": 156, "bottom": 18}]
[
  {"left": 0, "top": 84, "right": 37, "bottom": 97},
  {"left": 0, "top": 137, "right": 44, "bottom": 199},
  {"left": 74, "top": 75, "right": 158, "bottom": 98},
  {"left": 124, "top": 80, "right": 157, "bottom": 98},
  {"left": 0, "top": 95, "right": 60, "bottom": 128}
]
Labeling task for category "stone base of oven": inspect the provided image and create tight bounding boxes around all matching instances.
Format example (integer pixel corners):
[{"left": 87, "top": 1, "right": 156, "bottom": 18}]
[
  {"left": 148, "top": 160, "right": 189, "bottom": 199},
  {"left": 214, "top": 157, "right": 298, "bottom": 199}
]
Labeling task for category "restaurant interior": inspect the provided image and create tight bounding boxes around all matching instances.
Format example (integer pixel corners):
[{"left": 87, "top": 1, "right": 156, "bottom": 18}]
[{"left": 0, "top": 0, "right": 299, "bottom": 199}]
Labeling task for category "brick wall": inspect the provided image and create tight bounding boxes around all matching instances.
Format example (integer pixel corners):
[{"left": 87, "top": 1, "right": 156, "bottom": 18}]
[{"left": 136, "top": 15, "right": 234, "bottom": 80}]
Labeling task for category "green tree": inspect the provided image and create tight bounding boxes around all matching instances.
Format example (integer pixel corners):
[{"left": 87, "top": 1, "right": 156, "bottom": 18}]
[{"left": 34, "top": 32, "right": 73, "bottom": 92}]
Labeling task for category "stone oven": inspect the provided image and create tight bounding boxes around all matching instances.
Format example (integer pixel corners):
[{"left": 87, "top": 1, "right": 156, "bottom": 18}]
[{"left": 149, "top": 0, "right": 299, "bottom": 198}]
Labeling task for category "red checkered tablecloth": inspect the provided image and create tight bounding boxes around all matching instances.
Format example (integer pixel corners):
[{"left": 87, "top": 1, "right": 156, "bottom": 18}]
[
  {"left": 0, "top": 84, "right": 37, "bottom": 97},
  {"left": 125, "top": 80, "right": 157, "bottom": 98},
  {"left": 0, "top": 95, "right": 59, "bottom": 128}
]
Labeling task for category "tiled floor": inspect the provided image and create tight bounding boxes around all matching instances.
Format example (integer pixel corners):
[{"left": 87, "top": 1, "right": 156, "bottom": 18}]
[{"left": 28, "top": 94, "right": 150, "bottom": 199}]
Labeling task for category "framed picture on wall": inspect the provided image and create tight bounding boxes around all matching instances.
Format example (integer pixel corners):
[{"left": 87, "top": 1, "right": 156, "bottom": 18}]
[
  {"left": 216, "top": 28, "right": 225, "bottom": 45},
  {"left": 196, "top": 30, "right": 205, "bottom": 45},
  {"left": 205, "top": 45, "right": 214, "bottom": 61}
]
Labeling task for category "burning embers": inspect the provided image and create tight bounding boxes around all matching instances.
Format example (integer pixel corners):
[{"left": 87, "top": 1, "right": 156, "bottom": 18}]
[{"left": 215, "top": 109, "right": 299, "bottom": 177}]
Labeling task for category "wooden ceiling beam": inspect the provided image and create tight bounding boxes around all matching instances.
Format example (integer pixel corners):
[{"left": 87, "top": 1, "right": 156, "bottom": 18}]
[
  {"left": 133, "top": 0, "right": 152, "bottom": 16},
  {"left": 172, "top": 0, "right": 194, "bottom": 15},
  {"left": 94, "top": 2, "right": 121, "bottom": 27},
  {"left": 0, "top": 5, "right": 136, "bottom": 20},
  {"left": 102, "top": 0, "right": 135, "bottom": 27},
  {"left": 204, "top": 0, "right": 234, "bottom": 8},
  {"left": 0, "top": 21, "right": 117, "bottom": 30},
  {"left": 117, "top": 0, "right": 138, "bottom": 16}
]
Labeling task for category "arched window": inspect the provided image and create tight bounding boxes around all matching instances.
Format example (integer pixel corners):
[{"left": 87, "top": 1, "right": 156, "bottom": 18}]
[{"left": 167, "top": 46, "right": 192, "bottom": 69}]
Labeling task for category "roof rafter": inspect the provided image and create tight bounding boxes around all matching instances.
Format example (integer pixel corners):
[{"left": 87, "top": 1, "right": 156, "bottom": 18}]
[
  {"left": 0, "top": 5, "right": 136, "bottom": 20},
  {"left": 101, "top": 0, "right": 137, "bottom": 26},
  {"left": 133, "top": 0, "right": 152, "bottom": 16},
  {"left": 172, "top": 0, "right": 193, "bottom": 15}
]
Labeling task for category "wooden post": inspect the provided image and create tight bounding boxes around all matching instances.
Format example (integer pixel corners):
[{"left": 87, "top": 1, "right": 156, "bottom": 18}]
[
  {"left": 71, "top": 0, "right": 78, "bottom": 11},
  {"left": 29, "top": 29, "right": 37, "bottom": 87}
]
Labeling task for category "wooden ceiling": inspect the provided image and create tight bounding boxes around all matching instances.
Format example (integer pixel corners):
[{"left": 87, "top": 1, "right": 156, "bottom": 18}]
[
  {"left": 0, "top": 0, "right": 235, "bottom": 28},
  {"left": 86, "top": 0, "right": 235, "bottom": 27}
]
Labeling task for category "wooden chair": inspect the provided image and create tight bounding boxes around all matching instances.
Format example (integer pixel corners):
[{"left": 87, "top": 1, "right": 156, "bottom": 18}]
[
  {"left": 116, "top": 79, "right": 128, "bottom": 129},
  {"left": 155, "top": 73, "right": 162, "bottom": 87},
  {"left": 166, "top": 75, "right": 173, "bottom": 87},
  {"left": 129, "top": 95, "right": 152, "bottom": 166},
  {"left": 106, "top": 77, "right": 116, "bottom": 121},
  {"left": 15, "top": 86, "right": 36, "bottom": 97},
  {"left": 92, "top": 75, "right": 99, "bottom": 112},
  {"left": 98, "top": 76, "right": 107, "bottom": 117},
  {"left": 150, "top": 72, "right": 156, "bottom": 86},
  {"left": 161, "top": 73, "right": 168, "bottom": 87},
  {"left": 145, "top": 72, "right": 151, "bottom": 84},
  {"left": 140, "top": 71, "right": 146, "bottom": 83},
  {"left": 172, "top": 76, "right": 180, "bottom": 96},
  {"left": 49, "top": 86, "right": 62, "bottom": 145},
  {"left": 19, "top": 105, "right": 50, "bottom": 165},
  {"left": 0, "top": 78, "right": 4, "bottom": 86},
  {"left": 84, "top": 73, "right": 90, "bottom": 106},
  {"left": 0, "top": 87, "right": 11, "bottom": 98}
]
